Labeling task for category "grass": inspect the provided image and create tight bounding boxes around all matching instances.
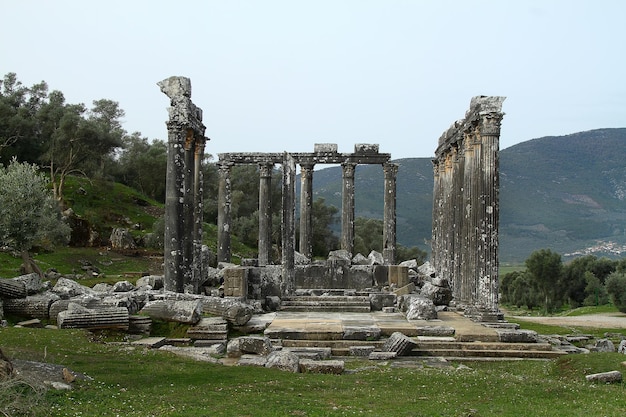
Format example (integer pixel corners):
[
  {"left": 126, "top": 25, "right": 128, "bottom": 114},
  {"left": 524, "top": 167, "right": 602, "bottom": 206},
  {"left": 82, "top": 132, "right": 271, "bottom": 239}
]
[
  {"left": 563, "top": 305, "right": 620, "bottom": 317},
  {"left": 0, "top": 247, "right": 163, "bottom": 283},
  {"left": 1, "top": 327, "right": 626, "bottom": 417}
]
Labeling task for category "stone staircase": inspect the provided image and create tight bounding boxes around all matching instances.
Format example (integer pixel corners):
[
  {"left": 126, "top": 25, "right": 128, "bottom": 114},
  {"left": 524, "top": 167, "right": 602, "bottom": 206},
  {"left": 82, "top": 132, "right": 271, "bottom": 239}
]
[
  {"left": 278, "top": 338, "right": 566, "bottom": 360},
  {"left": 264, "top": 310, "right": 567, "bottom": 361},
  {"left": 280, "top": 295, "right": 371, "bottom": 313}
]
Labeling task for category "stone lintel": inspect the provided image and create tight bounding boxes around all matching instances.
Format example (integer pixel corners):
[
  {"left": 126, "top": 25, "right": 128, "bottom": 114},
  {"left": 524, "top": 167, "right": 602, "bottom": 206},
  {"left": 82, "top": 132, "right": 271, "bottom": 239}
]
[
  {"left": 435, "top": 96, "right": 505, "bottom": 157},
  {"left": 219, "top": 152, "right": 391, "bottom": 166}
]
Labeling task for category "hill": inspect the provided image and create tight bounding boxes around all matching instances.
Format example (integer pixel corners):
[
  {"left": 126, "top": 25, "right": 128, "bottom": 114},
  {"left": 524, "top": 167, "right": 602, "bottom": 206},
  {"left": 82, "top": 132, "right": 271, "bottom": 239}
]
[{"left": 306, "top": 128, "right": 626, "bottom": 263}]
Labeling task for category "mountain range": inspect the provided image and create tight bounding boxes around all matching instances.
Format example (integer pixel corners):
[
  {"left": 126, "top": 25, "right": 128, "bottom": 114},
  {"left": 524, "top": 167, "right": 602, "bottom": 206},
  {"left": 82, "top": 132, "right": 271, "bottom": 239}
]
[{"left": 306, "top": 128, "right": 626, "bottom": 264}]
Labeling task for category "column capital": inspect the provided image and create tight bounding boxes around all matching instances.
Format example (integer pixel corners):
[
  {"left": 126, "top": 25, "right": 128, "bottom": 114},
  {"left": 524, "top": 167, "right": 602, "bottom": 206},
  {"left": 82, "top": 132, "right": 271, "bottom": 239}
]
[
  {"left": 480, "top": 112, "right": 504, "bottom": 137},
  {"left": 383, "top": 163, "right": 399, "bottom": 178},
  {"left": 258, "top": 162, "right": 274, "bottom": 178},
  {"left": 342, "top": 162, "right": 356, "bottom": 178}
]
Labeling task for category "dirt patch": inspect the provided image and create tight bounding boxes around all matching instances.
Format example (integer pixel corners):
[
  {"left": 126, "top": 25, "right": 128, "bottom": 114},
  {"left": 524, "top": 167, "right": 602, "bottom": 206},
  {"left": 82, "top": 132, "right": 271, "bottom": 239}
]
[{"left": 510, "top": 312, "right": 626, "bottom": 329}]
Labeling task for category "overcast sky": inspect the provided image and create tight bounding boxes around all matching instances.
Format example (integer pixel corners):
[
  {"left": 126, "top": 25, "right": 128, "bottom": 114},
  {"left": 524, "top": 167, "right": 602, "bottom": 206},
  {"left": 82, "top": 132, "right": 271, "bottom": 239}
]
[{"left": 2, "top": 0, "right": 624, "bottom": 160}]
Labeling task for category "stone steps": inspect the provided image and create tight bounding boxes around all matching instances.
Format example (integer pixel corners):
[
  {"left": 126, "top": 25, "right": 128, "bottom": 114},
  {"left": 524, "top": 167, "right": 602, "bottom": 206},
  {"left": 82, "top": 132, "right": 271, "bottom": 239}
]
[
  {"left": 280, "top": 296, "right": 371, "bottom": 313},
  {"left": 279, "top": 338, "right": 564, "bottom": 360}
]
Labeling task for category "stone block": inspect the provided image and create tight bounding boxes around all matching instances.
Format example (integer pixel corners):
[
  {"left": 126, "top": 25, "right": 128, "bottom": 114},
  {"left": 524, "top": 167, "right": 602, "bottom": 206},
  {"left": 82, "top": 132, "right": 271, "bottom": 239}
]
[
  {"left": 497, "top": 329, "right": 538, "bottom": 343},
  {"left": 349, "top": 345, "right": 376, "bottom": 357},
  {"left": 346, "top": 265, "right": 374, "bottom": 289},
  {"left": 354, "top": 143, "right": 379, "bottom": 154},
  {"left": 223, "top": 268, "right": 248, "bottom": 298},
  {"left": 238, "top": 354, "right": 268, "bottom": 367},
  {"left": 368, "top": 351, "right": 397, "bottom": 360},
  {"left": 314, "top": 143, "right": 338, "bottom": 153},
  {"left": 388, "top": 266, "right": 409, "bottom": 287},
  {"left": 369, "top": 293, "right": 397, "bottom": 311},
  {"left": 415, "top": 326, "right": 455, "bottom": 337},
  {"left": 405, "top": 296, "right": 437, "bottom": 320},
  {"left": 239, "top": 336, "right": 273, "bottom": 355},
  {"left": 393, "top": 283, "right": 416, "bottom": 296},
  {"left": 131, "top": 337, "right": 167, "bottom": 349},
  {"left": 299, "top": 359, "right": 345, "bottom": 374},
  {"left": 585, "top": 371, "right": 622, "bottom": 384},
  {"left": 266, "top": 351, "right": 300, "bottom": 373},
  {"left": 343, "top": 325, "right": 382, "bottom": 341}
]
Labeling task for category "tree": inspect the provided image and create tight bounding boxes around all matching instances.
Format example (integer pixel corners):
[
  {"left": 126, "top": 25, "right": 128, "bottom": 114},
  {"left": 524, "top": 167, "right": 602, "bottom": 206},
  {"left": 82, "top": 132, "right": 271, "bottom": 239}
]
[
  {"left": 582, "top": 271, "right": 608, "bottom": 306},
  {"left": 605, "top": 272, "right": 626, "bottom": 313},
  {"left": 0, "top": 159, "right": 70, "bottom": 276},
  {"left": 0, "top": 73, "right": 48, "bottom": 164},
  {"left": 38, "top": 94, "right": 125, "bottom": 202},
  {"left": 354, "top": 217, "right": 383, "bottom": 256},
  {"left": 310, "top": 198, "right": 339, "bottom": 257},
  {"left": 525, "top": 249, "right": 564, "bottom": 313},
  {"left": 116, "top": 133, "right": 168, "bottom": 201}
]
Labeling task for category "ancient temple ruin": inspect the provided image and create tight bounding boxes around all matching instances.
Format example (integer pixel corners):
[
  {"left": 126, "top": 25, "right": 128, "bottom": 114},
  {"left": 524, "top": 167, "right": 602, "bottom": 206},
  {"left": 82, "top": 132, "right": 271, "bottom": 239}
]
[
  {"left": 217, "top": 144, "right": 399, "bottom": 295},
  {"left": 159, "top": 76, "right": 207, "bottom": 293},
  {"left": 431, "top": 96, "right": 505, "bottom": 321}
]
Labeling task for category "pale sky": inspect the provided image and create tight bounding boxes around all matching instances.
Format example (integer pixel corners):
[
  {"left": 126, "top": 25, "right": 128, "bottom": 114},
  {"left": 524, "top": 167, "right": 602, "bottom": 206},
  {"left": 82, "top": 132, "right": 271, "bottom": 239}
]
[{"left": 1, "top": 0, "right": 624, "bottom": 160}]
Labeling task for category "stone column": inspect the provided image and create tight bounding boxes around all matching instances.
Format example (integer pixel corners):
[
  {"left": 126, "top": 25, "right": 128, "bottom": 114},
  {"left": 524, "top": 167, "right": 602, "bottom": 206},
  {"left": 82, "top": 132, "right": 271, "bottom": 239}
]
[
  {"left": 217, "top": 162, "right": 232, "bottom": 263},
  {"left": 192, "top": 137, "right": 206, "bottom": 291},
  {"left": 299, "top": 163, "right": 315, "bottom": 260},
  {"left": 451, "top": 143, "right": 463, "bottom": 301},
  {"left": 163, "top": 121, "right": 186, "bottom": 292},
  {"left": 182, "top": 130, "right": 195, "bottom": 289},
  {"left": 476, "top": 99, "right": 505, "bottom": 315},
  {"left": 341, "top": 162, "right": 356, "bottom": 255},
  {"left": 281, "top": 153, "right": 296, "bottom": 295},
  {"left": 383, "top": 163, "right": 398, "bottom": 264},
  {"left": 431, "top": 159, "right": 442, "bottom": 275},
  {"left": 258, "top": 163, "right": 273, "bottom": 266},
  {"left": 159, "top": 76, "right": 205, "bottom": 294}
]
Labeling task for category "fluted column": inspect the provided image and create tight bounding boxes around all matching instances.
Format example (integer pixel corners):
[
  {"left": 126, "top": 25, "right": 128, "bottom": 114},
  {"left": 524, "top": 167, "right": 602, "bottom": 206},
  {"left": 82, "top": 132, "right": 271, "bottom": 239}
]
[
  {"left": 477, "top": 108, "right": 504, "bottom": 313},
  {"left": 341, "top": 162, "right": 356, "bottom": 255},
  {"left": 299, "top": 163, "right": 315, "bottom": 261},
  {"left": 217, "top": 162, "right": 232, "bottom": 263},
  {"left": 383, "top": 163, "right": 398, "bottom": 264},
  {"left": 451, "top": 142, "right": 464, "bottom": 300},
  {"left": 258, "top": 163, "right": 273, "bottom": 265}
]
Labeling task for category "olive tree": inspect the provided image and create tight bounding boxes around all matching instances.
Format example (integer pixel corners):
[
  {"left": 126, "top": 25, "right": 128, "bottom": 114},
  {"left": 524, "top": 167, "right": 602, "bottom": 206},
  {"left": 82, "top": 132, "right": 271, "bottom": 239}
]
[{"left": 0, "top": 159, "right": 70, "bottom": 276}]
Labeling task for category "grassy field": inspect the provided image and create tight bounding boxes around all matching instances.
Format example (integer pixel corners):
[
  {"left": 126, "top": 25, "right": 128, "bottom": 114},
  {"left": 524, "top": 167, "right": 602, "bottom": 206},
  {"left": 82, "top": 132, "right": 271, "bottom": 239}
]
[{"left": 2, "top": 323, "right": 626, "bottom": 417}]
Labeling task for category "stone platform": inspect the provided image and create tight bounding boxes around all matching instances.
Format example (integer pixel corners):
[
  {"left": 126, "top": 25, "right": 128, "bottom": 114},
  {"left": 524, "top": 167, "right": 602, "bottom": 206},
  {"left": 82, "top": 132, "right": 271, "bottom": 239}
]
[{"left": 262, "top": 310, "right": 565, "bottom": 360}]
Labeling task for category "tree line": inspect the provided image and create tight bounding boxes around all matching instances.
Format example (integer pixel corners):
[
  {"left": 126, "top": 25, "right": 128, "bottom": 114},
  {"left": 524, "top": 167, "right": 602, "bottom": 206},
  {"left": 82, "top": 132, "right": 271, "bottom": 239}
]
[
  {"left": 501, "top": 249, "right": 626, "bottom": 313},
  {"left": 0, "top": 73, "right": 425, "bottom": 263}
]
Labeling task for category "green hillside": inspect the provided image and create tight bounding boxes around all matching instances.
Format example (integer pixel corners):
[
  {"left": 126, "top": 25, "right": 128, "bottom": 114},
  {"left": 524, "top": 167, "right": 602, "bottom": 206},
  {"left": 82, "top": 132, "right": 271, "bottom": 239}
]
[{"left": 307, "top": 128, "right": 626, "bottom": 263}]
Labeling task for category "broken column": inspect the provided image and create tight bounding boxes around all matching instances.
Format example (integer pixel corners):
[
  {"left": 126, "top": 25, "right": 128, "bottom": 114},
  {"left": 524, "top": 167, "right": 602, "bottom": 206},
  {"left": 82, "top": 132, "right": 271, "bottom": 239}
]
[{"left": 159, "top": 76, "right": 207, "bottom": 293}]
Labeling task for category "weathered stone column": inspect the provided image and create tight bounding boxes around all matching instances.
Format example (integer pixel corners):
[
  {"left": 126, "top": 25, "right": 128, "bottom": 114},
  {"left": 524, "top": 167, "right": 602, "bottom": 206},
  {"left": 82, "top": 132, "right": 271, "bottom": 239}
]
[
  {"left": 341, "top": 162, "right": 356, "bottom": 255},
  {"left": 163, "top": 120, "right": 185, "bottom": 292},
  {"left": 258, "top": 163, "right": 273, "bottom": 266},
  {"left": 217, "top": 161, "right": 233, "bottom": 263},
  {"left": 299, "top": 163, "right": 315, "bottom": 260},
  {"left": 476, "top": 97, "right": 505, "bottom": 316},
  {"left": 383, "top": 163, "right": 398, "bottom": 264},
  {"left": 432, "top": 96, "right": 505, "bottom": 322},
  {"left": 159, "top": 76, "right": 206, "bottom": 293},
  {"left": 192, "top": 138, "right": 206, "bottom": 291},
  {"left": 281, "top": 153, "right": 296, "bottom": 295}
]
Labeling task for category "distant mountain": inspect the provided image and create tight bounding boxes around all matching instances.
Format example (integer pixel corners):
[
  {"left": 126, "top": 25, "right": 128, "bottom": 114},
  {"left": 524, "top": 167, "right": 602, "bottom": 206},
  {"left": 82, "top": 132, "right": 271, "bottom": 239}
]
[{"left": 305, "top": 128, "right": 626, "bottom": 263}]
